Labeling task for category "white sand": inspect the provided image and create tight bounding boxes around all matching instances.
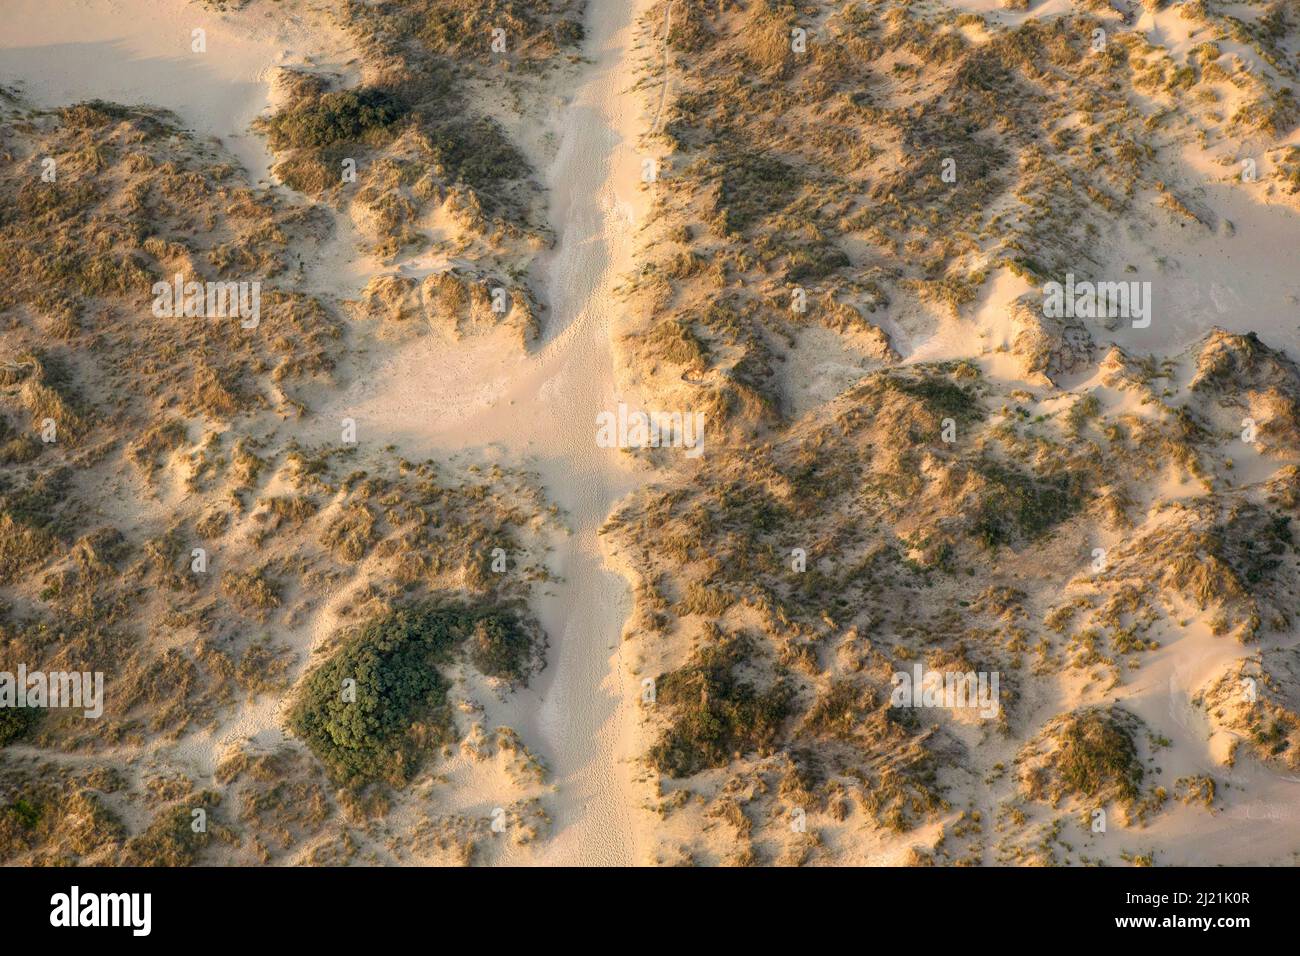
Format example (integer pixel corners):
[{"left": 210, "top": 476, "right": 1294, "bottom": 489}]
[{"left": 0, "top": 0, "right": 353, "bottom": 182}]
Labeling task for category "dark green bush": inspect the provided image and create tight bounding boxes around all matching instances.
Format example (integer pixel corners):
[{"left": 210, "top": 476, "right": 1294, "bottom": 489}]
[
  {"left": 424, "top": 117, "right": 527, "bottom": 196},
  {"left": 289, "top": 603, "right": 537, "bottom": 786},
  {"left": 465, "top": 615, "right": 533, "bottom": 682},
  {"left": 0, "top": 707, "right": 39, "bottom": 748},
  {"left": 262, "top": 88, "right": 408, "bottom": 150}
]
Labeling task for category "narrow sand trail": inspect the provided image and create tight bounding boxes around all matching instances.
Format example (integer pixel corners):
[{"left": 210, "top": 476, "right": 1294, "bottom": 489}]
[
  {"left": 315, "top": 0, "right": 659, "bottom": 864},
  {"left": 506, "top": 0, "right": 653, "bottom": 865}
]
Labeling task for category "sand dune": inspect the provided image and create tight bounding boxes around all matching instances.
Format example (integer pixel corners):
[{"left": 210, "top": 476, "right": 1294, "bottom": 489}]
[{"left": 4, "top": 0, "right": 1300, "bottom": 868}]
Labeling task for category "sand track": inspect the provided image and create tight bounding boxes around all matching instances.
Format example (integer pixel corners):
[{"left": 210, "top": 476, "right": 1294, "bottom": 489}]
[
  {"left": 442, "top": 0, "right": 658, "bottom": 866},
  {"left": 306, "top": 0, "right": 660, "bottom": 863}
]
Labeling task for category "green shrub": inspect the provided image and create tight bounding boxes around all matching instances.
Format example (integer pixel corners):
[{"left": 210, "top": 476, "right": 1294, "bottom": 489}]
[
  {"left": 0, "top": 707, "right": 39, "bottom": 748},
  {"left": 261, "top": 88, "right": 408, "bottom": 150},
  {"left": 289, "top": 603, "right": 537, "bottom": 786},
  {"left": 423, "top": 117, "right": 527, "bottom": 196},
  {"left": 466, "top": 615, "right": 534, "bottom": 682}
]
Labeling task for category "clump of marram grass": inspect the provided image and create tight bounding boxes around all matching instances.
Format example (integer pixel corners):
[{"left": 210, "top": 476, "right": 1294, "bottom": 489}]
[
  {"left": 647, "top": 633, "right": 794, "bottom": 778},
  {"left": 0, "top": 467, "right": 75, "bottom": 584},
  {"left": 884, "top": 366, "right": 986, "bottom": 425},
  {"left": 1197, "top": 650, "right": 1300, "bottom": 769},
  {"left": 129, "top": 417, "right": 188, "bottom": 478},
  {"left": 968, "top": 458, "right": 1088, "bottom": 549},
  {"left": 0, "top": 772, "right": 126, "bottom": 864},
  {"left": 709, "top": 147, "right": 806, "bottom": 236},
  {"left": 1174, "top": 774, "right": 1217, "bottom": 809},
  {"left": 221, "top": 565, "right": 283, "bottom": 619},
  {"left": 1018, "top": 707, "right": 1146, "bottom": 808},
  {"left": 645, "top": 316, "right": 711, "bottom": 370},
  {"left": 120, "top": 792, "right": 224, "bottom": 866},
  {"left": 214, "top": 746, "right": 332, "bottom": 862},
  {"left": 402, "top": 0, "right": 584, "bottom": 66},
  {"left": 321, "top": 502, "right": 379, "bottom": 562},
  {"left": 257, "top": 0, "right": 569, "bottom": 247},
  {"left": 1065, "top": 393, "right": 1102, "bottom": 434}
]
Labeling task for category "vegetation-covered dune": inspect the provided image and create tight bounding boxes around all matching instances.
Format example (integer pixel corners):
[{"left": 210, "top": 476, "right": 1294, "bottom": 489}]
[
  {"left": 3, "top": 0, "right": 1299, "bottom": 867},
  {"left": 0, "top": 66, "right": 560, "bottom": 865}
]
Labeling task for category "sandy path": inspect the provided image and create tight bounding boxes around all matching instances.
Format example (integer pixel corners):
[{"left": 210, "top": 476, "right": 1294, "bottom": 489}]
[
  {"left": 452, "top": 0, "right": 659, "bottom": 865},
  {"left": 315, "top": 0, "right": 658, "bottom": 864},
  {"left": 650, "top": 2, "right": 675, "bottom": 134},
  {"left": 507, "top": 0, "right": 653, "bottom": 865}
]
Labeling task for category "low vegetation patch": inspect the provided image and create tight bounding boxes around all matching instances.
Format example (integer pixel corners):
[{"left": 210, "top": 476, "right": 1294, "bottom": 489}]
[
  {"left": 1020, "top": 707, "right": 1145, "bottom": 807},
  {"left": 648, "top": 634, "right": 793, "bottom": 778}
]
